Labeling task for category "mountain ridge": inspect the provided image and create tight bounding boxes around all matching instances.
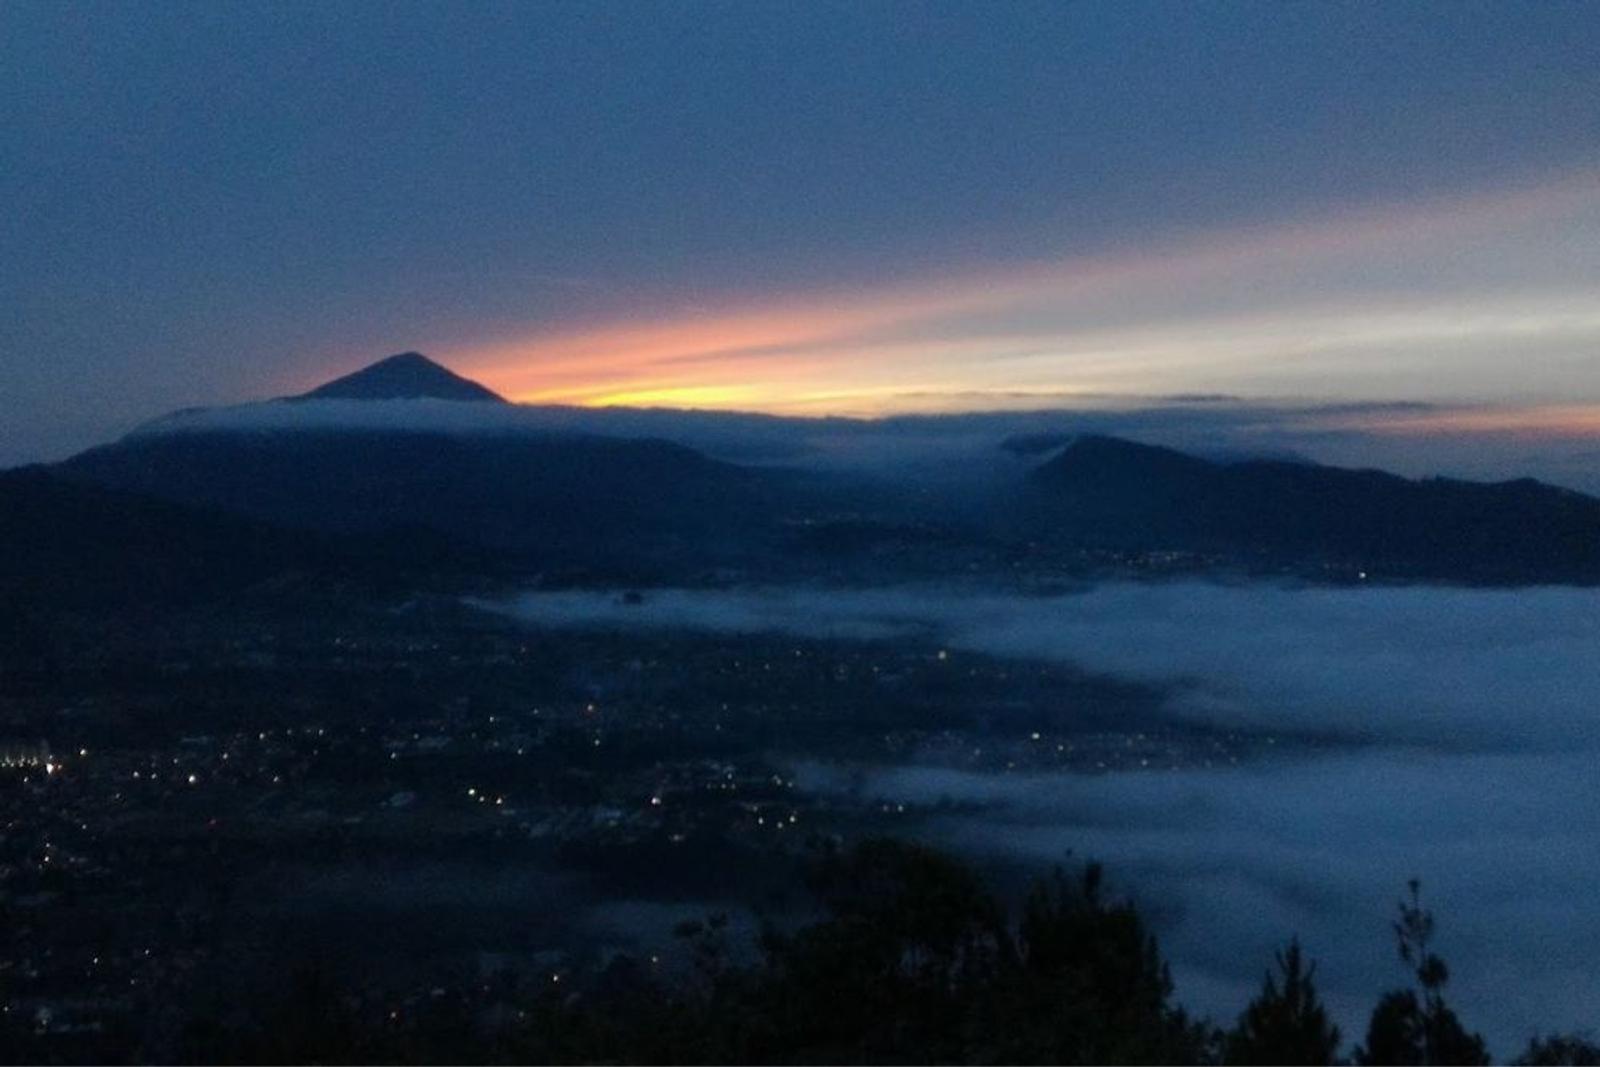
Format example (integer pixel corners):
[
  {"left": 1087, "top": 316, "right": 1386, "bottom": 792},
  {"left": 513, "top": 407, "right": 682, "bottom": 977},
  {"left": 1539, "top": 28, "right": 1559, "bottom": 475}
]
[
  {"left": 37, "top": 351, "right": 1600, "bottom": 588},
  {"left": 1024, "top": 434, "right": 1600, "bottom": 581}
]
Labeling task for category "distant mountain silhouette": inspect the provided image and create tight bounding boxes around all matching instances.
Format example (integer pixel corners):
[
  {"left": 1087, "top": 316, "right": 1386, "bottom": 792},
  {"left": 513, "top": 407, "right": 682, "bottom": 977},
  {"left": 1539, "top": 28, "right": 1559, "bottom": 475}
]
[
  {"left": 59, "top": 429, "right": 784, "bottom": 572},
  {"left": 0, "top": 466, "right": 493, "bottom": 612},
  {"left": 41, "top": 358, "right": 1600, "bottom": 588},
  {"left": 296, "top": 352, "right": 507, "bottom": 403},
  {"left": 0, "top": 467, "right": 330, "bottom": 608},
  {"left": 1001, "top": 432, "right": 1312, "bottom": 466},
  {"left": 56, "top": 353, "right": 797, "bottom": 575},
  {"left": 1025, "top": 435, "right": 1600, "bottom": 582}
]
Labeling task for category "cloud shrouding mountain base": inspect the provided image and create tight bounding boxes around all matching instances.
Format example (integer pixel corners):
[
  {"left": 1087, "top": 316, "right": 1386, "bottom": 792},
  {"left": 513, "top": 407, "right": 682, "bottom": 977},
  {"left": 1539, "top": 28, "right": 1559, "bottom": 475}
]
[{"left": 130, "top": 393, "right": 1600, "bottom": 496}]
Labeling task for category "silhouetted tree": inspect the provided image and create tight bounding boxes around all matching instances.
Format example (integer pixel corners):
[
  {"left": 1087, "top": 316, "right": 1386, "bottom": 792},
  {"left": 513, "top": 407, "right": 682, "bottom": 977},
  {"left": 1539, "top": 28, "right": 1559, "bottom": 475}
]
[
  {"left": 545, "top": 841, "right": 1215, "bottom": 1064},
  {"left": 1361, "top": 990, "right": 1429, "bottom": 1066},
  {"left": 739, "top": 837, "right": 1013, "bottom": 1062},
  {"left": 1225, "top": 938, "right": 1341, "bottom": 1065},
  {"left": 164, "top": 847, "right": 1600, "bottom": 1067},
  {"left": 1355, "top": 881, "right": 1488, "bottom": 1066},
  {"left": 980, "top": 862, "right": 1216, "bottom": 1064},
  {"left": 1515, "top": 1032, "right": 1600, "bottom": 1066}
]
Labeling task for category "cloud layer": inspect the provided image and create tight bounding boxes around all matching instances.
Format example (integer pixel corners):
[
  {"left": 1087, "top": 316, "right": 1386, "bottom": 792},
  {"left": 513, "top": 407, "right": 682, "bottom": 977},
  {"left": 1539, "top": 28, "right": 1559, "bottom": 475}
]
[
  {"left": 140, "top": 390, "right": 1600, "bottom": 494},
  {"left": 489, "top": 581, "right": 1600, "bottom": 1050},
  {"left": 492, "top": 583, "right": 1600, "bottom": 750}
]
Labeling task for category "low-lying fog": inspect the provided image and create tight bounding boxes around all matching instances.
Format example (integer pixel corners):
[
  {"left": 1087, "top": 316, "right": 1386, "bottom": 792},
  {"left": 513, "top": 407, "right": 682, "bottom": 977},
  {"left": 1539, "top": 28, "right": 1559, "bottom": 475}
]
[{"left": 484, "top": 581, "right": 1600, "bottom": 1050}]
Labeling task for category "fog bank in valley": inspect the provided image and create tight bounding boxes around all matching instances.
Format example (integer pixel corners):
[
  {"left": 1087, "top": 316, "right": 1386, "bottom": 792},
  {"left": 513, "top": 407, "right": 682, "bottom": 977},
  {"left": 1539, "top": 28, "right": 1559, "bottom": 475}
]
[
  {"left": 485, "top": 581, "right": 1600, "bottom": 1050},
  {"left": 490, "top": 583, "right": 1600, "bottom": 750}
]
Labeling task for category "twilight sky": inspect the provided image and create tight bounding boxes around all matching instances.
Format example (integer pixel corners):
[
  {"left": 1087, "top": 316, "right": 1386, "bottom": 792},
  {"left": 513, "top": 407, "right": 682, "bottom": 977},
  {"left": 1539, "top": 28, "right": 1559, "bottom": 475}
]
[{"left": 3, "top": 1, "right": 1599, "bottom": 465}]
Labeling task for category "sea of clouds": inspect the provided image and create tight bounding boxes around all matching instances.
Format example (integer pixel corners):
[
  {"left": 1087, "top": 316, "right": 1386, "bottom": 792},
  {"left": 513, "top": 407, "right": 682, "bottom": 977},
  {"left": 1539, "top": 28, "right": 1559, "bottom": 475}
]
[{"left": 486, "top": 581, "right": 1600, "bottom": 1051}]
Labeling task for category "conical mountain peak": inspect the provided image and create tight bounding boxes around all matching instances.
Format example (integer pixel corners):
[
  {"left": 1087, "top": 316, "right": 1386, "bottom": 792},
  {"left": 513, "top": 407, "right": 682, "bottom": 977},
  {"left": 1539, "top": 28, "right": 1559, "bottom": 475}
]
[{"left": 297, "top": 352, "right": 506, "bottom": 403}]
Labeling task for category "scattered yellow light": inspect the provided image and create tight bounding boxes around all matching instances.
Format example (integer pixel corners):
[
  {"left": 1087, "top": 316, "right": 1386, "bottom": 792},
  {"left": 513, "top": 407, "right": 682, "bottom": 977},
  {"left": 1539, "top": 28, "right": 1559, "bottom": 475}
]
[{"left": 580, "top": 384, "right": 764, "bottom": 409}]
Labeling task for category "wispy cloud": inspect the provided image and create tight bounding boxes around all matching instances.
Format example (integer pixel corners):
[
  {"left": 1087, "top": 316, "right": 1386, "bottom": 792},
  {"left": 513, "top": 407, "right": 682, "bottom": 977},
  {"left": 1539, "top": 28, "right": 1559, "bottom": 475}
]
[{"left": 447, "top": 168, "right": 1600, "bottom": 418}]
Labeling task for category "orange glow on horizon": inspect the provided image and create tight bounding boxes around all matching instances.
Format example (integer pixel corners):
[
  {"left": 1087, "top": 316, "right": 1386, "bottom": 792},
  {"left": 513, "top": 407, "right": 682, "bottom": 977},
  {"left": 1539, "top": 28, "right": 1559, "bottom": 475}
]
[
  {"left": 431, "top": 165, "right": 1600, "bottom": 421},
  {"left": 579, "top": 384, "right": 769, "bottom": 408}
]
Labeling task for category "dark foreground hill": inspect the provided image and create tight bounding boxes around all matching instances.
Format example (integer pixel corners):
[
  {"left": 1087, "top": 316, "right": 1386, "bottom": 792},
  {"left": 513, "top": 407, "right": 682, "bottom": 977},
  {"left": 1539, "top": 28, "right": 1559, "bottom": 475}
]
[{"left": 1024, "top": 435, "right": 1600, "bottom": 582}]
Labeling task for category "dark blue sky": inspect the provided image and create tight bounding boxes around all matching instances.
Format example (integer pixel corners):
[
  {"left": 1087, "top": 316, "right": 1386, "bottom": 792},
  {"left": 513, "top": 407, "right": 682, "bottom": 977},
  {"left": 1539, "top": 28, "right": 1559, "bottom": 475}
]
[{"left": 4, "top": 2, "right": 1599, "bottom": 461}]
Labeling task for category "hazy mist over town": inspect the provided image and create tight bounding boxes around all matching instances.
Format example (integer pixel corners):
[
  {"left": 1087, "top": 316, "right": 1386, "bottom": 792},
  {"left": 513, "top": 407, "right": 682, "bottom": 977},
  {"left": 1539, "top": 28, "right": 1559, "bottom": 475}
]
[{"left": 3, "top": 3, "right": 1600, "bottom": 1064}]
